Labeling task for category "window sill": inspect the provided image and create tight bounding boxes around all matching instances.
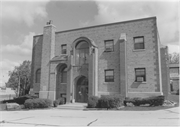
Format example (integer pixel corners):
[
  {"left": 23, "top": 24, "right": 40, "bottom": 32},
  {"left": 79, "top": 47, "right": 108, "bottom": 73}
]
[
  {"left": 104, "top": 81, "right": 114, "bottom": 83},
  {"left": 134, "top": 81, "right": 147, "bottom": 84},
  {"left": 104, "top": 51, "right": 114, "bottom": 53},
  {"left": 133, "top": 49, "right": 145, "bottom": 52},
  {"left": 61, "top": 83, "right": 67, "bottom": 84}
]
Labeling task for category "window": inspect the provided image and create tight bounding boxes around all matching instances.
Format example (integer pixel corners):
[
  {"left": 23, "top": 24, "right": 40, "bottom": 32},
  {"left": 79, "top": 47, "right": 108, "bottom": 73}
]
[
  {"left": 75, "top": 41, "right": 89, "bottom": 66},
  {"left": 105, "top": 69, "right": 114, "bottom": 82},
  {"left": 134, "top": 36, "right": 144, "bottom": 50},
  {"left": 135, "top": 68, "right": 146, "bottom": 82},
  {"left": 61, "top": 67, "right": 67, "bottom": 83},
  {"left": 36, "top": 69, "right": 41, "bottom": 83},
  {"left": 104, "top": 40, "right": 114, "bottom": 52},
  {"left": 61, "top": 44, "right": 67, "bottom": 54},
  {"left": 170, "top": 67, "right": 179, "bottom": 77}
]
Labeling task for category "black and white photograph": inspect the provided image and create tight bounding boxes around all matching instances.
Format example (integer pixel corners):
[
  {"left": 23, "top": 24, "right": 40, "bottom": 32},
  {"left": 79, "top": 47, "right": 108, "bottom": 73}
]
[{"left": 0, "top": 0, "right": 179, "bottom": 127}]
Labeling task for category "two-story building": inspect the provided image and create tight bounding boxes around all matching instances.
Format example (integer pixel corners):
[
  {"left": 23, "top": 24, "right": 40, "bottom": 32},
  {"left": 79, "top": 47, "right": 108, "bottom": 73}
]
[{"left": 30, "top": 17, "right": 169, "bottom": 103}]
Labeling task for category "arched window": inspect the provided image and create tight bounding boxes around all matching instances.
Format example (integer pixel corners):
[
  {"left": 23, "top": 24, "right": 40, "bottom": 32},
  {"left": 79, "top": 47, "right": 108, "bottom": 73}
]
[
  {"left": 75, "top": 41, "right": 89, "bottom": 66},
  {"left": 36, "top": 69, "right": 41, "bottom": 83},
  {"left": 61, "top": 66, "right": 67, "bottom": 83}
]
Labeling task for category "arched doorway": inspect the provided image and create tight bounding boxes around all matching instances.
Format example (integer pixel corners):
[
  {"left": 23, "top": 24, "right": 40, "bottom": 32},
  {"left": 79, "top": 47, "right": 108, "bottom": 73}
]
[
  {"left": 56, "top": 64, "right": 67, "bottom": 99},
  {"left": 76, "top": 76, "right": 88, "bottom": 103}
]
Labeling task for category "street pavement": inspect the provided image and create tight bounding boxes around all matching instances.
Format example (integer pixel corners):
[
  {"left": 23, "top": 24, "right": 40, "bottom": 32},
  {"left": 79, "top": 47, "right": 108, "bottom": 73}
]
[{"left": 0, "top": 106, "right": 179, "bottom": 127}]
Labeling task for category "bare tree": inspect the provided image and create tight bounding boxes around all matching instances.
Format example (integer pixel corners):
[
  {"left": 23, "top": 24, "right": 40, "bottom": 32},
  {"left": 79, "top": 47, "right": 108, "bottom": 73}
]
[{"left": 169, "top": 52, "right": 179, "bottom": 64}]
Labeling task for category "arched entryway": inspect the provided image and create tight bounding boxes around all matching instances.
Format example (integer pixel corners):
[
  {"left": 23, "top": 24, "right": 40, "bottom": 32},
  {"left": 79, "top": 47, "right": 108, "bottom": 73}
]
[
  {"left": 75, "top": 76, "right": 88, "bottom": 103},
  {"left": 56, "top": 64, "right": 67, "bottom": 99}
]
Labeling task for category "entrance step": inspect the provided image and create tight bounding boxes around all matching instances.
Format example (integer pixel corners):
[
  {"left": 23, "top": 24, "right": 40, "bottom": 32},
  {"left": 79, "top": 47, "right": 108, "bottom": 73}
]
[{"left": 56, "top": 103, "right": 87, "bottom": 110}]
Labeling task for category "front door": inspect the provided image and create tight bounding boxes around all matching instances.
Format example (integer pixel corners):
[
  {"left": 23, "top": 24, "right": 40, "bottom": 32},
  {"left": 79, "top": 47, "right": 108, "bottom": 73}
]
[{"left": 76, "top": 76, "right": 88, "bottom": 102}]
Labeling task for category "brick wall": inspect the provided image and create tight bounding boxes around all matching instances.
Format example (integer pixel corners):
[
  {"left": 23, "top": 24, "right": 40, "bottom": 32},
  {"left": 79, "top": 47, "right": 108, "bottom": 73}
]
[
  {"left": 54, "top": 17, "right": 160, "bottom": 95},
  {"left": 126, "top": 18, "right": 160, "bottom": 93},
  {"left": 32, "top": 17, "right": 161, "bottom": 98},
  {"left": 31, "top": 35, "right": 43, "bottom": 93}
]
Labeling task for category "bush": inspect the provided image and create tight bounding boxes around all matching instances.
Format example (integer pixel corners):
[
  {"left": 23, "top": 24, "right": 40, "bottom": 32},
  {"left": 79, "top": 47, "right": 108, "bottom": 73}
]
[
  {"left": 53, "top": 97, "right": 65, "bottom": 107},
  {"left": 124, "top": 95, "right": 165, "bottom": 106},
  {"left": 58, "top": 97, "right": 65, "bottom": 105},
  {"left": 24, "top": 99, "right": 34, "bottom": 109},
  {"left": 24, "top": 98, "right": 52, "bottom": 109},
  {"left": 2, "top": 94, "right": 38, "bottom": 105},
  {"left": 99, "top": 95, "right": 124, "bottom": 109},
  {"left": 147, "top": 96, "right": 164, "bottom": 106},
  {"left": 53, "top": 100, "right": 59, "bottom": 107},
  {"left": 44, "top": 99, "right": 52, "bottom": 107},
  {"left": 87, "top": 94, "right": 124, "bottom": 109},
  {"left": 87, "top": 96, "right": 99, "bottom": 108},
  {"left": 176, "top": 89, "right": 179, "bottom": 95}
]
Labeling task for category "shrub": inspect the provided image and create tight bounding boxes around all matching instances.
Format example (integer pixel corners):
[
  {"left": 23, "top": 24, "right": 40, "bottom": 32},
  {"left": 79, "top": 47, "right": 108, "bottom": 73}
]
[
  {"left": 124, "top": 95, "right": 165, "bottom": 106},
  {"left": 87, "top": 96, "right": 99, "bottom": 108},
  {"left": 53, "top": 97, "right": 65, "bottom": 107},
  {"left": 147, "top": 96, "right": 164, "bottom": 106},
  {"left": 24, "top": 98, "right": 52, "bottom": 109},
  {"left": 176, "top": 89, "right": 179, "bottom": 95},
  {"left": 24, "top": 99, "right": 34, "bottom": 109},
  {"left": 2, "top": 94, "right": 38, "bottom": 105},
  {"left": 57, "top": 97, "right": 65, "bottom": 105},
  {"left": 44, "top": 99, "right": 52, "bottom": 107},
  {"left": 53, "top": 100, "right": 59, "bottom": 107},
  {"left": 98, "top": 94, "right": 124, "bottom": 109}
]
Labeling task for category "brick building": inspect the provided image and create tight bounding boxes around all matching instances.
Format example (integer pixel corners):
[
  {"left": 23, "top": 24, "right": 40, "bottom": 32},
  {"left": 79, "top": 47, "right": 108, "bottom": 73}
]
[
  {"left": 31, "top": 17, "right": 169, "bottom": 103},
  {"left": 169, "top": 64, "right": 179, "bottom": 93}
]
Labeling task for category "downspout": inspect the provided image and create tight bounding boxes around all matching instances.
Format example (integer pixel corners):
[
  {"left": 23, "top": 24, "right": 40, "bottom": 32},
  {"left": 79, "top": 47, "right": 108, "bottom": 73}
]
[
  {"left": 157, "top": 27, "right": 163, "bottom": 95},
  {"left": 120, "top": 33, "right": 127, "bottom": 97}
]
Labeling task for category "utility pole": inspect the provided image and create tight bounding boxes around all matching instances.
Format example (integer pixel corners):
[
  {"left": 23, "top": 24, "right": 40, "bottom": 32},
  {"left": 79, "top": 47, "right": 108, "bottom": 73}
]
[{"left": 18, "top": 71, "right": 20, "bottom": 97}]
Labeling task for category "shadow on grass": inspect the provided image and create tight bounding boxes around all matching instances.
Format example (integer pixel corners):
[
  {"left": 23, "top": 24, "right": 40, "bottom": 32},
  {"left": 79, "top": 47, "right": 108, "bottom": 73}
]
[
  {"left": 84, "top": 105, "right": 179, "bottom": 111},
  {"left": 117, "top": 105, "right": 179, "bottom": 111}
]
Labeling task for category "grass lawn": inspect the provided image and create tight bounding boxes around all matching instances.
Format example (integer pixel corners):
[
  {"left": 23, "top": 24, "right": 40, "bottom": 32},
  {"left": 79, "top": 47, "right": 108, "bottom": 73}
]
[{"left": 167, "top": 94, "right": 179, "bottom": 105}]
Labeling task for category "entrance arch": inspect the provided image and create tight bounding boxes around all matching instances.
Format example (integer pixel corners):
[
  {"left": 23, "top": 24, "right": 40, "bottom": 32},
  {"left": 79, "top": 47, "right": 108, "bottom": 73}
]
[
  {"left": 75, "top": 76, "right": 88, "bottom": 103},
  {"left": 56, "top": 64, "right": 67, "bottom": 99}
]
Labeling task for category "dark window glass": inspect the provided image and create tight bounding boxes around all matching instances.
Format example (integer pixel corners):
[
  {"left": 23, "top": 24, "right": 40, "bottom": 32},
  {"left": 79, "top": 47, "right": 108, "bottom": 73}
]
[
  {"left": 135, "top": 68, "right": 146, "bottom": 82},
  {"left": 105, "top": 69, "right": 114, "bottom": 82},
  {"left": 104, "top": 40, "right": 114, "bottom": 52},
  {"left": 61, "top": 44, "right": 67, "bottom": 54},
  {"left": 134, "top": 37, "right": 144, "bottom": 50},
  {"left": 36, "top": 69, "right": 41, "bottom": 83},
  {"left": 61, "top": 67, "right": 67, "bottom": 83},
  {"left": 75, "top": 41, "right": 89, "bottom": 66}
]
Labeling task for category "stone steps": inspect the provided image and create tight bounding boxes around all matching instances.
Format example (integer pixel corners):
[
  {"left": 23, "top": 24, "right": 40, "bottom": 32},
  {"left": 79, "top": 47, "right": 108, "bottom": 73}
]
[{"left": 56, "top": 103, "right": 87, "bottom": 110}]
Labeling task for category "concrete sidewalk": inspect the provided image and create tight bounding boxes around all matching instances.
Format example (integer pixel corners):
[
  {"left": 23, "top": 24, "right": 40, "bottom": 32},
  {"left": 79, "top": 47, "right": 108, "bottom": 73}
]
[{"left": 0, "top": 107, "right": 179, "bottom": 127}]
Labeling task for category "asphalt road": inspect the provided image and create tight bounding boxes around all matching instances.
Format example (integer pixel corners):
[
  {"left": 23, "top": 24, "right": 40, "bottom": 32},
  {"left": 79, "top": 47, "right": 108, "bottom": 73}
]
[{"left": 0, "top": 107, "right": 179, "bottom": 127}]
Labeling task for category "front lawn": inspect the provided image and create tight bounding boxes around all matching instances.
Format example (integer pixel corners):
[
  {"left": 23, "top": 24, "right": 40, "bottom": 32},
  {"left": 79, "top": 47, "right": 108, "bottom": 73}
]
[{"left": 167, "top": 94, "right": 179, "bottom": 106}]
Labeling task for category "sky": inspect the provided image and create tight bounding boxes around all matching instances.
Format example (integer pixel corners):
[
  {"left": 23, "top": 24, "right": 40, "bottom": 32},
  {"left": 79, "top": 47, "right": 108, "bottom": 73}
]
[{"left": 0, "top": 0, "right": 179, "bottom": 87}]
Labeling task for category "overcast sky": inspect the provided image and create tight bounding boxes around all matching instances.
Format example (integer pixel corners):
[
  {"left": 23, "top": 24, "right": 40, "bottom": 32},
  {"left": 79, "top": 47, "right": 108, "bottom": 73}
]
[{"left": 0, "top": 0, "right": 179, "bottom": 86}]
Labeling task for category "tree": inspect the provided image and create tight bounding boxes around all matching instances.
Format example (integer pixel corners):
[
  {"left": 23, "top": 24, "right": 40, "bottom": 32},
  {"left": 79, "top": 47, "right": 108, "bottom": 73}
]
[
  {"left": 6, "top": 60, "right": 31, "bottom": 96},
  {"left": 169, "top": 52, "right": 179, "bottom": 64}
]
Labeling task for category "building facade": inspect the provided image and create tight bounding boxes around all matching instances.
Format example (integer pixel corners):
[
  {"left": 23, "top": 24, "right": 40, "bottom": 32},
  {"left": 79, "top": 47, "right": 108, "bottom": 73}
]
[
  {"left": 169, "top": 64, "right": 179, "bottom": 93},
  {"left": 31, "top": 17, "right": 168, "bottom": 103}
]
